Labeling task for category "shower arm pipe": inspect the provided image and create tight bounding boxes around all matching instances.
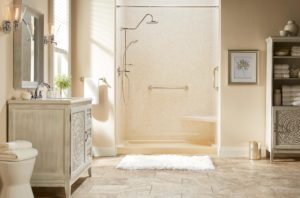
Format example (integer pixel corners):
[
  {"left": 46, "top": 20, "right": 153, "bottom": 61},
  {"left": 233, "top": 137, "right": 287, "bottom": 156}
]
[{"left": 121, "top": 14, "right": 154, "bottom": 30}]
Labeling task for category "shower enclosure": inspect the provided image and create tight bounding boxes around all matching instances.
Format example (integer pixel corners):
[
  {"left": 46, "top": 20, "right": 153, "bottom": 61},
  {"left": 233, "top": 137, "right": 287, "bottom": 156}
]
[{"left": 116, "top": 0, "right": 220, "bottom": 154}]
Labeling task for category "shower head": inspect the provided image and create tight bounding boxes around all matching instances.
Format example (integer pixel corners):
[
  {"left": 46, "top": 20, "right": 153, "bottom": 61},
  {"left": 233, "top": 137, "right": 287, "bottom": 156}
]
[
  {"left": 146, "top": 14, "right": 159, "bottom": 25},
  {"left": 146, "top": 20, "right": 159, "bottom": 24}
]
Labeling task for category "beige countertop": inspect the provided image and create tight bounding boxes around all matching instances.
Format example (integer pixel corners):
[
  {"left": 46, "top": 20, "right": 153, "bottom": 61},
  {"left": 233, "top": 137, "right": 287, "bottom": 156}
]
[{"left": 7, "top": 97, "right": 92, "bottom": 105}]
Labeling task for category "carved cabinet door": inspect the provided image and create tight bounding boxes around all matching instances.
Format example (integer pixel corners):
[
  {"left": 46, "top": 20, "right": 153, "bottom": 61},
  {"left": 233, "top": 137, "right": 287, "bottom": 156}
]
[
  {"left": 273, "top": 108, "right": 300, "bottom": 148},
  {"left": 71, "top": 108, "right": 86, "bottom": 173}
]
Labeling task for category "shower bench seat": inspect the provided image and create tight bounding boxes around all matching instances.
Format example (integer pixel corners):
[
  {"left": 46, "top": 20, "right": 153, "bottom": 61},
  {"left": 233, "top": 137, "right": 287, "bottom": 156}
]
[{"left": 181, "top": 116, "right": 216, "bottom": 123}]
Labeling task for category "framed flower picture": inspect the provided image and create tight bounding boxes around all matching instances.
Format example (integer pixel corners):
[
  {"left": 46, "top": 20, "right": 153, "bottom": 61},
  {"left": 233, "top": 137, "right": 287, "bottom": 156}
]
[{"left": 228, "top": 50, "right": 259, "bottom": 84}]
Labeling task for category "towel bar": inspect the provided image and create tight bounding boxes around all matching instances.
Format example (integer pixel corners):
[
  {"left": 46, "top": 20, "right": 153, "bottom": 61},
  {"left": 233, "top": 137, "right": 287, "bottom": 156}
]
[{"left": 80, "top": 77, "right": 111, "bottom": 88}]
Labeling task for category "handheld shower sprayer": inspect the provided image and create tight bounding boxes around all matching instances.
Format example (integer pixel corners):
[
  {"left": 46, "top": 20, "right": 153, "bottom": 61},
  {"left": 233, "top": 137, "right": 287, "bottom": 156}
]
[{"left": 126, "top": 40, "right": 138, "bottom": 51}]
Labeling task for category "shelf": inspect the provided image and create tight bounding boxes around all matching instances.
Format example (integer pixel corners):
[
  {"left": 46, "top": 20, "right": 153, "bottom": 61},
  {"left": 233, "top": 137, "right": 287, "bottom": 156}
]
[
  {"left": 273, "top": 78, "right": 300, "bottom": 80},
  {"left": 273, "top": 56, "right": 300, "bottom": 59},
  {"left": 267, "top": 36, "right": 300, "bottom": 43},
  {"left": 273, "top": 105, "right": 300, "bottom": 108}
]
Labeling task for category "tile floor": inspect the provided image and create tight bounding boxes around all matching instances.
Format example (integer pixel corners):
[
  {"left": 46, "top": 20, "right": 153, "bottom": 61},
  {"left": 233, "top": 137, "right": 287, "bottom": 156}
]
[{"left": 33, "top": 156, "right": 300, "bottom": 198}]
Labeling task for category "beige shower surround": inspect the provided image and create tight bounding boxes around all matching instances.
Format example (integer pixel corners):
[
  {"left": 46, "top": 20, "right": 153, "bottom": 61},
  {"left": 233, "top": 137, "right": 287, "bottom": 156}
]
[{"left": 116, "top": 7, "right": 218, "bottom": 154}]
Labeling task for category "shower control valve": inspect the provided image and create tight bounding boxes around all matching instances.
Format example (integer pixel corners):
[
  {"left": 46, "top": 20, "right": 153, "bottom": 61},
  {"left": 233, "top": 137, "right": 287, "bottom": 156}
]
[{"left": 117, "top": 67, "right": 130, "bottom": 76}]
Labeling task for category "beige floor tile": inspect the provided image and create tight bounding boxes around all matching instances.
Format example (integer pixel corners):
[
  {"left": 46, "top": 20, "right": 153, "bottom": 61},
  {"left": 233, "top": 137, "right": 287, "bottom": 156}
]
[{"left": 33, "top": 157, "right": 300, "bottom": 198}]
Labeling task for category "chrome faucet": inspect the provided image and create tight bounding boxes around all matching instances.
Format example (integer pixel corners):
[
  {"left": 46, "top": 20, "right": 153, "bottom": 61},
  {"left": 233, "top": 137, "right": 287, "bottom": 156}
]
[{"left": 32, "top": 82, "right": 51, "bottom": 99}]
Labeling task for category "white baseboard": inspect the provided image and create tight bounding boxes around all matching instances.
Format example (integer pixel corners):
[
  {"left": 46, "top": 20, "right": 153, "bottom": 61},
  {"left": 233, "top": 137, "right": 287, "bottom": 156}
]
[
  {"left": 219, "top": 146, "right": 266, "bottom": 158},
  {"left": 93, "top": 146, "right": 117, "bottom": 157}
]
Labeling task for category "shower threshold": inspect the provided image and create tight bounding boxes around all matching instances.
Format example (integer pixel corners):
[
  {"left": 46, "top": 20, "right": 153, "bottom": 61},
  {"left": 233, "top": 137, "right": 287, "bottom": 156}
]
[{"left": 117, "top": 140, "right": 217, "bottom": 155}]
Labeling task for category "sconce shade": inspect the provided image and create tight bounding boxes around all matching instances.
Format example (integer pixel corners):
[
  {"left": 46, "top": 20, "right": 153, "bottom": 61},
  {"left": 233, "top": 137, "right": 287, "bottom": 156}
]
[
  {"left": 14, "top": 7, "right": 20, "bottom": 20},
  {"left": 1, "top": 3, "right": 24, "bottom": 33},
  {"left": 5, "top": 7, "right": 12, "bottom": 20}
]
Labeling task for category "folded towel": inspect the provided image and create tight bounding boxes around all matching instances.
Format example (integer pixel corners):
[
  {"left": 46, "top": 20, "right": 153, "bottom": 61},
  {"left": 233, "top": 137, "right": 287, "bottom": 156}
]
[
  {"left": 282, "top": 85, "right": 300, "bottom": 90},
  {"left": 282, "top": 101, "right": 300, "bottom": 106},
  {"left": 274, "top": 70, "right": 290, "bottom": 74},
  {"left": 0, "top": 140, "right": 32, "bottom": 151},
  {"left": 0, "top": 148, "right": 38, "bottom": 161},
  {"left": 274, "top": 64, "right": 289, "bottom": 69},
  {"left": 274, "top": 68, "right": 290, "bottom": 71},
  {"left": 282, "top": 92, "right": 300, "bottom": 97},
  {"left": 282, "top": 95, "right": 300, "bottom": 99},
  {"left": 282, "top": 99, "right": 300, "bottom": 103},
  {"left": 292, "top": 101, "right": 300, "bottom": 106},
  {"left": 282, "top": 90, "right": 300, "bottom": 93},
  {"left": 274, "top": 74, "right": 290, "bottom": 78},
  {"left": 291, "top": 52, "right": 300, "bottom": 56},
  {"left": 282, "top": 102, "right": 293, "bottom": 106},
  {"left": 274, "top": 64, "right": 289, "bottom": 67}
]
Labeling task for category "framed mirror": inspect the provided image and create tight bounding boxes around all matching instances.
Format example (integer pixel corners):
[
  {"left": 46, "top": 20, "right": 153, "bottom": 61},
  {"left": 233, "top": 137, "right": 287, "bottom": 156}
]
[{"left": 13, "top": 6, "right": 44, "bottom": 89}]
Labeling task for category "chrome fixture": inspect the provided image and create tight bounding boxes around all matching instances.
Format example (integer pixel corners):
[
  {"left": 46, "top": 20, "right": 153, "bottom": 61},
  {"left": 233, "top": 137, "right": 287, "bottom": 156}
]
[
  {"left": 99, "top": 77, "right": 111, "bottom": 88},
  {"left": 79, "top": 76, "right": 111, "bottom": 88},
  {"left": 32, "top": 82, "right": 51, "bottom": 99},
  {"left": 118, "top": 40, "right": 139, "bottom": 76},
  {"left": 1, "top": 4, "right": 24, "bottom": 34},
  {"left": 121, "top": 14, "right": 158, "bottom": 30},
  {"left": 44, "top": 25, "right": 57, "bottom": 45},
  {"left": 119, "top": 13, "right": 159, "bottom": 103}
]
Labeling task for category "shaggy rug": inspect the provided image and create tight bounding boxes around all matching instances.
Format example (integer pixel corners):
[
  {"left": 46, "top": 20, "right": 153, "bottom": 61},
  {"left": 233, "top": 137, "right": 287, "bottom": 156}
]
[{"left": 116, "top": 155, "right": 215, "bottom": 170}]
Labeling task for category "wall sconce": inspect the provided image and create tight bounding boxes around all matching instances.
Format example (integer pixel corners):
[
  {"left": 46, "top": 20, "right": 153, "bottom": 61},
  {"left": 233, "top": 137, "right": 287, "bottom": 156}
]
[
  {"left": 44, "top": 25, "right": 57, "bottom": 45},
  {"left": 1, "top": 4, "right": 23, "bottom": 33}
]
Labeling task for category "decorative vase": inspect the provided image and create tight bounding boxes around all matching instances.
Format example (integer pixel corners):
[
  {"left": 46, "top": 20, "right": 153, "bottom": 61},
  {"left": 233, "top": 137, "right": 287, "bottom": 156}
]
[
  {"left": 284, "top": 20, "right": 299, "bottom": 36},
  {"left": 274, "top": 89, "right": 282, "bottom": 106},
  {"left": 290, "top": 67, "right": 300, "bottom": 78}
]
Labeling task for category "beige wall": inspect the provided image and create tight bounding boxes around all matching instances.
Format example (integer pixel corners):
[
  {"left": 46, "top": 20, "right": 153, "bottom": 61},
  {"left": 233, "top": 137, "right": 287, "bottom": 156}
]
[
  {"left": 72, "top": 0, "right": 116, "bottom": 156},
  {"left": 220, "top": 0, "right": 300, "bottom": 156},
  {"left": 0, "top": 0, "right": 49, "bottom": 142},
  {"left": 0, "top": 28, "right": 13, "bottom": 142}
]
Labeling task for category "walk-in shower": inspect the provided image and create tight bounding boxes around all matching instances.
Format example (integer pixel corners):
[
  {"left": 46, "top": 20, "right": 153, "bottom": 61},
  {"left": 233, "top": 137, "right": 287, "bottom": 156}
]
[{"left": 116, "top": 1, "right": 220, "bottom": 154}]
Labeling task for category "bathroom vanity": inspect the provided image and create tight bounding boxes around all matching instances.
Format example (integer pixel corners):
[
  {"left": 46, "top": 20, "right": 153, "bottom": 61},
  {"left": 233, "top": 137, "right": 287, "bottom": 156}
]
[{"left": 7, "top": 98, "right": 92, "bottom": 198}]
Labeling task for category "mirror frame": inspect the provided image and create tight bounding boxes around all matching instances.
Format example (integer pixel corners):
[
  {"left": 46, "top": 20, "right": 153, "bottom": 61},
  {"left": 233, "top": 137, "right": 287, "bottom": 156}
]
[{"left": 13, "top": 6, "right": 44, "bottom": 89}]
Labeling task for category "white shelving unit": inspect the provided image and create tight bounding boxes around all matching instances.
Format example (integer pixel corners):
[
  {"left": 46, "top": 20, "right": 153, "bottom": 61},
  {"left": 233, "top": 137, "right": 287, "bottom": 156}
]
[{"left": 266, "top": 36, "right": 300, "bottom": 162}]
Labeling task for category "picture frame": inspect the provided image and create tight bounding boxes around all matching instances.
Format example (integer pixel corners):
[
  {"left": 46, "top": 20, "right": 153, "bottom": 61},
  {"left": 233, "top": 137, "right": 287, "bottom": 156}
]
[{"left": 228, "top": 50, "right": 259, "bottom": 84}]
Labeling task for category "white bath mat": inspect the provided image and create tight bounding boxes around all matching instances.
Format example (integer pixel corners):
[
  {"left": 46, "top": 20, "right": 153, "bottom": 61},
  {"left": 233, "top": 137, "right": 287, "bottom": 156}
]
[{"left": 116, "top": 155, "right": 215, "bottom": 171}]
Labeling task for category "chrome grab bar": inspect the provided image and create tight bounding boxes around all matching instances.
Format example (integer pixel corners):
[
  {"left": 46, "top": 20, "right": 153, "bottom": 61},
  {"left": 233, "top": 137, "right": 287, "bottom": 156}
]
[
  {"left": 213, "top": 66, "right": 219, "bottom": 90},
  {"left": 148, "top": 85, "right": 189, "bottom": 90}
]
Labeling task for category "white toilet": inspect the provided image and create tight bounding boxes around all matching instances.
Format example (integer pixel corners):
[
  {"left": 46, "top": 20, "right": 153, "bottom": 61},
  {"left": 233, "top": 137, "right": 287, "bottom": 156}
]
[{"left": 0, "top": 146, "right": 38, "bottom": 198}]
